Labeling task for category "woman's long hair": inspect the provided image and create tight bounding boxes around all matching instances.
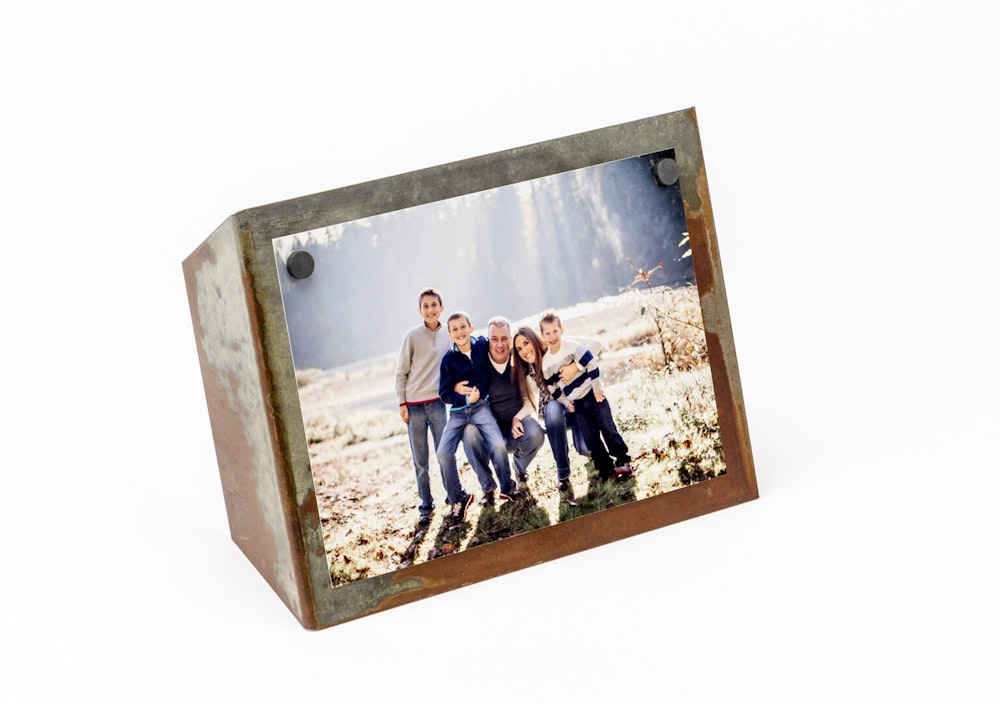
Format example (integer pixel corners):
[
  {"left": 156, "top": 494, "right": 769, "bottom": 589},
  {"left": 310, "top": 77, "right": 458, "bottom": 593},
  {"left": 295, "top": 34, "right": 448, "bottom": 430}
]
[{"left": 511, "top": 326, "right": 547, "bottom": 413}]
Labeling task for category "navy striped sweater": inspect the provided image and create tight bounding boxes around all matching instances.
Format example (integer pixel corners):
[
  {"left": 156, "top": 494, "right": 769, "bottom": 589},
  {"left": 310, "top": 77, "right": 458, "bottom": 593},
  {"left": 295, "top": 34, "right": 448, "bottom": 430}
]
[{"left": 541, "top": 337, "right": 604, "bottom": 407}]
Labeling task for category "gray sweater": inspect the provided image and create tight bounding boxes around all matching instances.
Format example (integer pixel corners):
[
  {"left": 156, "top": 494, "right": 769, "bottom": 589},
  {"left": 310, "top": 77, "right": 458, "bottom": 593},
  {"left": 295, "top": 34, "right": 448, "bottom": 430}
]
[{"left": 395, "top": 322, "right": 452, "bottom": 406}]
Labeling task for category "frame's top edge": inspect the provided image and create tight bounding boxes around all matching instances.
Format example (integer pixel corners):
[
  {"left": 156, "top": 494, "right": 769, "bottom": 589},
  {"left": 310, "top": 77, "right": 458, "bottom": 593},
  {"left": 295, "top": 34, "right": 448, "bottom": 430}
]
[{"left": 231, "top": 107, "right": 698, "bottom": 222}]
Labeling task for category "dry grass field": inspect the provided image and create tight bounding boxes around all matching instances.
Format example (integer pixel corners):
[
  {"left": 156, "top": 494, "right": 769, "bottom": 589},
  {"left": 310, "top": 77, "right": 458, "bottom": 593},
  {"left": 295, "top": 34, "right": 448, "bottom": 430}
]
[{"left": 296, "top": 285, "right": 726, "bottom": 587}]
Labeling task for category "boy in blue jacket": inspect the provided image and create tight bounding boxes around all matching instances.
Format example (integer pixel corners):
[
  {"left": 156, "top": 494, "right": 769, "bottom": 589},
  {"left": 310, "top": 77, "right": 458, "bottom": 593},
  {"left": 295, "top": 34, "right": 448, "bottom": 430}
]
[{"left": 436, "top": 312, "right": 521, "bottom": 523}]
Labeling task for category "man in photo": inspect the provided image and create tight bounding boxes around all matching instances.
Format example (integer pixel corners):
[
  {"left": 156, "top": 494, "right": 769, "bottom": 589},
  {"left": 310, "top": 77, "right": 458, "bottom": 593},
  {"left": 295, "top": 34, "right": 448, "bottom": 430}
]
[{"left": 459, "top": 316, "right": 545, "bottom": 503}]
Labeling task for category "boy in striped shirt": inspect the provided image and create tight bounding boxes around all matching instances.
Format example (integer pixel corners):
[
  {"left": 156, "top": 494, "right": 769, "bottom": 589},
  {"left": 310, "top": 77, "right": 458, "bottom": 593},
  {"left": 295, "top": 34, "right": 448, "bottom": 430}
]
[{"left": 539, "top": 309, "right": 633, "bottom": 483}]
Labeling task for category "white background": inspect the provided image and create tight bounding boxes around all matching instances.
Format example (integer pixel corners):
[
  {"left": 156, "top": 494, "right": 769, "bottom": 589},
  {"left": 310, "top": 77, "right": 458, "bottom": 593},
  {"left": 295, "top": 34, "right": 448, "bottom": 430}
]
[{"left": 3, "top": 2, "right": 997, "bottom": 701}]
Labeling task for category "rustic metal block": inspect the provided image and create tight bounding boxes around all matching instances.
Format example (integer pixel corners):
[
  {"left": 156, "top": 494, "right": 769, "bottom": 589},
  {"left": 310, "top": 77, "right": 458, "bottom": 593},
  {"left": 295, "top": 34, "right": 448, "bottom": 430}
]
[{"left": 183, "top": 107, "right": 758, "bottom": 629}]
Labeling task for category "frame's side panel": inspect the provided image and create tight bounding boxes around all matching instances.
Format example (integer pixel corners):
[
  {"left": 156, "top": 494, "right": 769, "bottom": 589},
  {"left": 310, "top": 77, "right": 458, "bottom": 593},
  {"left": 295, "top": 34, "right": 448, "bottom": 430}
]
[
  {"left": 677, "top": 109, "right": 758, "bottom": 500},
  {"left": 183, "top": 218, "right": 316, "bottom": 628},
  {"left": 244, "top": 225, "right": 339, "bottom": 626}
]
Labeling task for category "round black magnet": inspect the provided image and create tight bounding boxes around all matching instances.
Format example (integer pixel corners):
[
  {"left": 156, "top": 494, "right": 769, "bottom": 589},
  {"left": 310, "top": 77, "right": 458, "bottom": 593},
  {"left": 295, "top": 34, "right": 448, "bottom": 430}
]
[
  {"left": 287, "top": 250, "right": 315, "bottom": 279},
  {"left": 654, "top": 158, "right": 680, "bottom": 186}
]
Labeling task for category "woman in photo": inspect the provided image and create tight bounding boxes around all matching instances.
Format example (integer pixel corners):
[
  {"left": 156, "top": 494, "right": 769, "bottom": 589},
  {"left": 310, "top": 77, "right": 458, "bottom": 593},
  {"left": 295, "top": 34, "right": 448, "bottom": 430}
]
[{"left": 511, "top": 326, "right": 587, "bottom": 493}]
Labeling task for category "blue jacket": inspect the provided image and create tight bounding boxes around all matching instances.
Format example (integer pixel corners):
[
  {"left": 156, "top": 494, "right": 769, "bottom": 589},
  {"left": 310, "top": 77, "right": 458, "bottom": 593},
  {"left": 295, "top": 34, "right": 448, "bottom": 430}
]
[{"left": 439, "top": 336, "right": 492, "bottom": 409}]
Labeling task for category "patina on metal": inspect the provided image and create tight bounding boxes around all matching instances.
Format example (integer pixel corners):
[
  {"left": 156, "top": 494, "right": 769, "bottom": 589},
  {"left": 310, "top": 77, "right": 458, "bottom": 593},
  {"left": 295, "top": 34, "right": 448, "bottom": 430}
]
[{"left": 183, "top": 107, "right": 758, "bottom": 629}]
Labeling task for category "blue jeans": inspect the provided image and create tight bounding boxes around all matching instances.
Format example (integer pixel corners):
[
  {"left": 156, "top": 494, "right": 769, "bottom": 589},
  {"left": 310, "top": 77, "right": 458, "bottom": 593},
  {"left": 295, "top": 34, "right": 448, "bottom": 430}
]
[
  {"left": 464, "top": 416, "right": 545, "bottom": 482},
  {"left": 436, "top": 400, "right": 515, "bottom": 504},
  {"left": 405, "top": 400, "right": 447, "bottom": 520},
  {"left": 543, "top": 399, "right": 590, "bottom": 482}
]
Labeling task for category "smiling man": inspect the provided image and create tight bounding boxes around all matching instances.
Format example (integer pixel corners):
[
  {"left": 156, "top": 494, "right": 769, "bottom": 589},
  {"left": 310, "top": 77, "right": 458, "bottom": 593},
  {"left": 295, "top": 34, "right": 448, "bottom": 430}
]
[{"left": 459, "top": 316, "right": 545, "bottom": 502}]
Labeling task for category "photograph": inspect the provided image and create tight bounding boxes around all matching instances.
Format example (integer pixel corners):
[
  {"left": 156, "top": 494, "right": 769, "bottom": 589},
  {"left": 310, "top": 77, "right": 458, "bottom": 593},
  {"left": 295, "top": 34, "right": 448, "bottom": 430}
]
[{"left": 272, "top": 150, "right": 727, "bottom": 588}]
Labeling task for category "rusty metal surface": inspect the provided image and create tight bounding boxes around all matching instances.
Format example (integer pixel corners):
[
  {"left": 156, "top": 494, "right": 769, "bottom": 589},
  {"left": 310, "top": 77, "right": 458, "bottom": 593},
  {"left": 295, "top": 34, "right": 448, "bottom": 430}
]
[
  {"left": 184, "top": 107, "right": 758, "bottom": 629},
  {"left": 183, "top": 221, "right": 313, "bottom": 627}
]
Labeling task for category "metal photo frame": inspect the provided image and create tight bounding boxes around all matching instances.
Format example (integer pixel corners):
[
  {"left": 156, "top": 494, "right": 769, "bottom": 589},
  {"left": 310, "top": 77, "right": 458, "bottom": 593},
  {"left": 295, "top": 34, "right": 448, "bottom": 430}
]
[{"left": 183, "top": 107, "right": 757, "bottom": 629}]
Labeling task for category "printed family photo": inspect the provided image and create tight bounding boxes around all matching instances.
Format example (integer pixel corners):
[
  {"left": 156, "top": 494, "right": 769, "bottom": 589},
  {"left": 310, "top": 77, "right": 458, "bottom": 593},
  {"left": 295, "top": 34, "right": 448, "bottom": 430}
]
[{"left": 272, "top": 151, "right": 726, "bottom": 588}]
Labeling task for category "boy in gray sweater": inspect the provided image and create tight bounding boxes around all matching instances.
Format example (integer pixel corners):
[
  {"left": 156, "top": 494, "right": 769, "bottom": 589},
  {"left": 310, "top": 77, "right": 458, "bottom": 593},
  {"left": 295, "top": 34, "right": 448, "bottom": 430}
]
[{"left": 395, "top": 288, "right": 453, "bottom": 525}]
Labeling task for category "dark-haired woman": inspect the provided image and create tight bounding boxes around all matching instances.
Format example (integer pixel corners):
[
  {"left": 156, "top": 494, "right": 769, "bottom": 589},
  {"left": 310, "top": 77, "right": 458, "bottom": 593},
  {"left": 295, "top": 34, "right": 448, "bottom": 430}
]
[{"left": 511, "top": 326, "right": 589, "bottom": 491}]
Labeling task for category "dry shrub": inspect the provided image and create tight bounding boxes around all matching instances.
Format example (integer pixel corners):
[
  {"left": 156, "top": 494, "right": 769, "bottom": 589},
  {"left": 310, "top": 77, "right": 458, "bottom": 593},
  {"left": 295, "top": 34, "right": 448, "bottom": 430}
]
[{"left": 652, "top": 284, "right": 709, "bottom": 371}]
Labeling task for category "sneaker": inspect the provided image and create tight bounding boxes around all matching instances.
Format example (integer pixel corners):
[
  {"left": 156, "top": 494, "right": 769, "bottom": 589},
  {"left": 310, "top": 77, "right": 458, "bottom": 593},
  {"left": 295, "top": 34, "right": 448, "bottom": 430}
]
[
  {"left": 614, "top": 464, "right": 635, "bottom": 480},
  {"left": 516, "top": 472, "right": 529, "bottom": 487},
  {"left": 418, "top": 514, "right": 432, "bottom": 526},
  {"left": 450, "top": 493, "right": 474, "bottom": 523},
  {"left": 479, "top": 490, "right": 495, "bottom": 506},
  {"left": 558, "top": 480, "right": 578, "bottom": 504},
  {"left": 499, "top": 489, "right": 523, "bottom": 502}
]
